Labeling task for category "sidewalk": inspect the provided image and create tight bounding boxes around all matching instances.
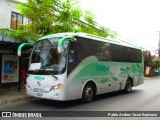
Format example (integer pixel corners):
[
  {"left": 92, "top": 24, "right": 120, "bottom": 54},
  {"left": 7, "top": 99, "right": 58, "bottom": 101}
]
[
  {"left": 0, "top": 88, "right": 35, "bottom": 107},
  {"left": 144, "top": 76, "right": 160, "bottom": 80}
]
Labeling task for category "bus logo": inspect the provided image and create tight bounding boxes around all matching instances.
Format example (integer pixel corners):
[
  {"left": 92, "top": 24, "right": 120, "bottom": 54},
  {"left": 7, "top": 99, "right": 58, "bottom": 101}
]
[
  {"left": 34, "top": 76, "right": 45, "bottom": 81},
  {"left": 96, "top": 65, "right": 110, "bottom": 72},
  {"left": 37, "top": 81, "right": 41, "bottom": 86}
]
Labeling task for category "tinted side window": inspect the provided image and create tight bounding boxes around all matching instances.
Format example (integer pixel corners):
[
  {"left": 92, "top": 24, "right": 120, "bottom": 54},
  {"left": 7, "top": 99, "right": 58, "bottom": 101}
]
[
  {"left": 75, "top": 37, "right": 111, "bottom": 61},
  {"left": 75, "top": 36, "right": 142, "bottom": 63},
  {"left": 110, "top": 44, "right": 142, "bottom": 63}
]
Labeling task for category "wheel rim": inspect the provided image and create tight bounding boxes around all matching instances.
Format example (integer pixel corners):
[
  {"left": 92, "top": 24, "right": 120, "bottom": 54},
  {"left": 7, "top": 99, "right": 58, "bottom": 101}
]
[{"left": 84, "top": 86, "right": 93, "bottom": 101}]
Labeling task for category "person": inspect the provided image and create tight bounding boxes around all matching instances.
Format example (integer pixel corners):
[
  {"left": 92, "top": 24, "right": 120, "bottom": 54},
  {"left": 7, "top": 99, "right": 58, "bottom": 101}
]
[{"left": 21, "top": 68, "right": 26, "bottom": 89}]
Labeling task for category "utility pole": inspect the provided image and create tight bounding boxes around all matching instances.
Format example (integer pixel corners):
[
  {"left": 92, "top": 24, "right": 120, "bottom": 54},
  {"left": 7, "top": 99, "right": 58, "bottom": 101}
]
[{"left": 158, "top": 31, "right": 160, "bottom": 57}]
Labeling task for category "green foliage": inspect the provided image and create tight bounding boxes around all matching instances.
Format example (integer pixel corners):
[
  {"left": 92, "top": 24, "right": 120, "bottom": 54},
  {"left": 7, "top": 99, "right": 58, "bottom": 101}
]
[
  {"left": 17, "top": 0, "right": 61, "bottom": 35},
  {"left": 150, "top": 59, "right": 160, "bottom": 70},
  {"left": 0, "top": 28, "right": 40, "bottom": 42},
  {"left": 54, "top": 0, "right": 83, "bottom": 32},
  {"left": 84, "top": 10, "right": 96, "bottom": 26},
  {"left": 1, "top": 0, "right": 116, "bottom": 42},
  {"left": 17, "top": 0, "right": 84, "bottom": 35},
  {"left": 18, "top": 0, "right": 114, "bottom": 37}
]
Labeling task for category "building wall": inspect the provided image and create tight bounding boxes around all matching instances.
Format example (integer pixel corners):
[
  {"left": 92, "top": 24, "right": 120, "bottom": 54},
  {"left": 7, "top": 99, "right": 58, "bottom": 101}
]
[
  {"left": 0, "top": 0, "right": 28, "bottom": 29},
  {"left": 0, "top": 0, "right": 28, "bottom": 89}
]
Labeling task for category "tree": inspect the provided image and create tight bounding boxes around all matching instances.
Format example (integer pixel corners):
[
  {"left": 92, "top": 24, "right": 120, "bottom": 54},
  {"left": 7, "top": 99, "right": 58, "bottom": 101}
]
[
  {"left": 54, "top": 0, "right": 82, "bottom": 32},
  {"left": 17, "top": 0, "right": 113, "bottom": 37},
  {"left": 144, "top": 51, "right": 152, "bottom": 67},
  {"left": 18, "top": 0, "right": 61, "bottom": 35},
  {"left": 18, "top": 0, "right": 84, "bottom": 35},
  {"left": 0, "top": 0, "right": 115, "bottom": 42},
  {"left": 150, "top": 59, "right": 160, "bottom": 70},
  {"left": 84, "top": 10, "right": 96, "bottom": 26}
]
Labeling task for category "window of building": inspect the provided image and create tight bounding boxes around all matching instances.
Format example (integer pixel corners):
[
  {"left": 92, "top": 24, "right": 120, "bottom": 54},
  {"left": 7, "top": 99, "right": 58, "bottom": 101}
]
[{"left": 10, "top": 12, "right": 23, "bottom": 29}]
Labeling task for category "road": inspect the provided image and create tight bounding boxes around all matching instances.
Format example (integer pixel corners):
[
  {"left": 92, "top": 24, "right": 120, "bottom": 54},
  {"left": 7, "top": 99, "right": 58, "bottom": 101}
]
[{"left": 1, "top": 77, "right": 160, "bottom": 120}]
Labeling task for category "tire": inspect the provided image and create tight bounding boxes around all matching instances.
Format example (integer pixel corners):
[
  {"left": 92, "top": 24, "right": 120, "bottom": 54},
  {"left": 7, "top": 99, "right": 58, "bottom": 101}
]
[
  {"left": 82, "top": 83, "right": 95, "bottom": 103},
  {"left": 124, "top": 79, "right": 132, "bottom": 93}
]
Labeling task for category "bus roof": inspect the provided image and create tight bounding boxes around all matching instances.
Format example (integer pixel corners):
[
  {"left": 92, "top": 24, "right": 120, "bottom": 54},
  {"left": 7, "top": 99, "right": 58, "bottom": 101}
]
[{"left": 39, "top": 32, "right": 142, "bottom": 50}]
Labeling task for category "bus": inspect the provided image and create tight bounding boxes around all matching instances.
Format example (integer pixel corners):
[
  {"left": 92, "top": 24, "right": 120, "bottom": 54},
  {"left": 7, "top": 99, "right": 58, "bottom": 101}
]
[{"left": 18, "top": 32, "right": 144, "bottom": 102}]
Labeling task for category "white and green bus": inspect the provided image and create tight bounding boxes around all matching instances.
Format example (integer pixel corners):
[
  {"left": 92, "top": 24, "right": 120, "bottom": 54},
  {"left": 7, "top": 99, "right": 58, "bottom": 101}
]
[{"left": 18, "top": 32, "right": 144, "bottom": 102}]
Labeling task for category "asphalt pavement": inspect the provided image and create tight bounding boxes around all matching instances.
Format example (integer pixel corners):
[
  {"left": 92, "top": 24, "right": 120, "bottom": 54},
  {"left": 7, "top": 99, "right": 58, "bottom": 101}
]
[{"left": 0, "top": 76, "right": 159, "bottom": 108}]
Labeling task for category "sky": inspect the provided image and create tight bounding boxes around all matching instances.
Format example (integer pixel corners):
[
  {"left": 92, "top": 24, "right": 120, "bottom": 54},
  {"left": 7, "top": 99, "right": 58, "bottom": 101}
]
[{"left": 80, "top": 0, "right": 160, "bottom": 52}]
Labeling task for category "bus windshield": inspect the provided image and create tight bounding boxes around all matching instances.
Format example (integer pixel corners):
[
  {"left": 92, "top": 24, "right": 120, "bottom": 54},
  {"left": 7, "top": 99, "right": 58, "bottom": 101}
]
[{"left": 29, "top": 37, "right": 67, "bottom": 74}]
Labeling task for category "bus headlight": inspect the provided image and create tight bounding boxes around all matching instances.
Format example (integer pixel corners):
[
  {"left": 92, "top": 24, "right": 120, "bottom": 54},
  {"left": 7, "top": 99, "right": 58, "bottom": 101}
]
[
  {"left": 25, "top": 82, "right": 30, "bottom": 88},
  {"left": 51, "top": 83, "right": 63, "bottom": 90}
]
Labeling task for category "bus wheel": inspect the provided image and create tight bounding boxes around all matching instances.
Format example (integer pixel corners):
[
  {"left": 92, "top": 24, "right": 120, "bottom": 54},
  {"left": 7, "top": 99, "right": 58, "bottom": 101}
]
[
  {"left": 124, "top": 79, "right": 132, "bottom": 93},
  {"left": 82, "top": 83, "right": 95, "bottom": 103}
]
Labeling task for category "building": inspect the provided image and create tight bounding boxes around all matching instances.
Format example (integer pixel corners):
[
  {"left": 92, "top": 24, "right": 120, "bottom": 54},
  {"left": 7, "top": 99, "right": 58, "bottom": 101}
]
[
  {"left": 0, "top": 0, "right": 29, "bottom": 89},
  {"left": 0, "top": 0, "right": 29, "bottom": 29},
  {"left": 159, "top": 38, "right": 160, "bottom": 58}
]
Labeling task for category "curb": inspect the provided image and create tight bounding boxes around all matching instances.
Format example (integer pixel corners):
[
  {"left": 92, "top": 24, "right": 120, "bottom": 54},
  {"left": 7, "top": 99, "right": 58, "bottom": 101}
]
[{"left": 144, "top": 76, "right": 160, "bottom": 80}]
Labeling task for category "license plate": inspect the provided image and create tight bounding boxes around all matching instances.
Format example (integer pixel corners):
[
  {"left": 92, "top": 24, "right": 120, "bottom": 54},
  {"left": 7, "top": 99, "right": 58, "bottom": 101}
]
[{"left": 36, "top": 93, "right": 43, "bottom": 97}]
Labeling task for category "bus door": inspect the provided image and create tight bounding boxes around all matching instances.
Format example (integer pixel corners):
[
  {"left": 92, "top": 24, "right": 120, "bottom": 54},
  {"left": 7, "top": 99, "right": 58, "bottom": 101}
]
[{"left": 67, "top": 42, "right": 79, "bottom": 76}]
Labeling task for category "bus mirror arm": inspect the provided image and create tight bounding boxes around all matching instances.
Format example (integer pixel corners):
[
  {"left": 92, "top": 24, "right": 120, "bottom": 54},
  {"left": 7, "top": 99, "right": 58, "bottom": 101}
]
[
  {"left": 58, "top": 37, "right": 75, "bottom": 53},
  {"left": 17, "top": 42, "right": 35, "bottom": 56}
]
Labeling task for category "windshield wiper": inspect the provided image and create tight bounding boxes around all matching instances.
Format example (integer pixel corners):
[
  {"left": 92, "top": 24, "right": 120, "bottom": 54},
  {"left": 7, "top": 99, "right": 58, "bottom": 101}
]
[{"left": 44, "top": 70, "right": 58, "bottom": 80}]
